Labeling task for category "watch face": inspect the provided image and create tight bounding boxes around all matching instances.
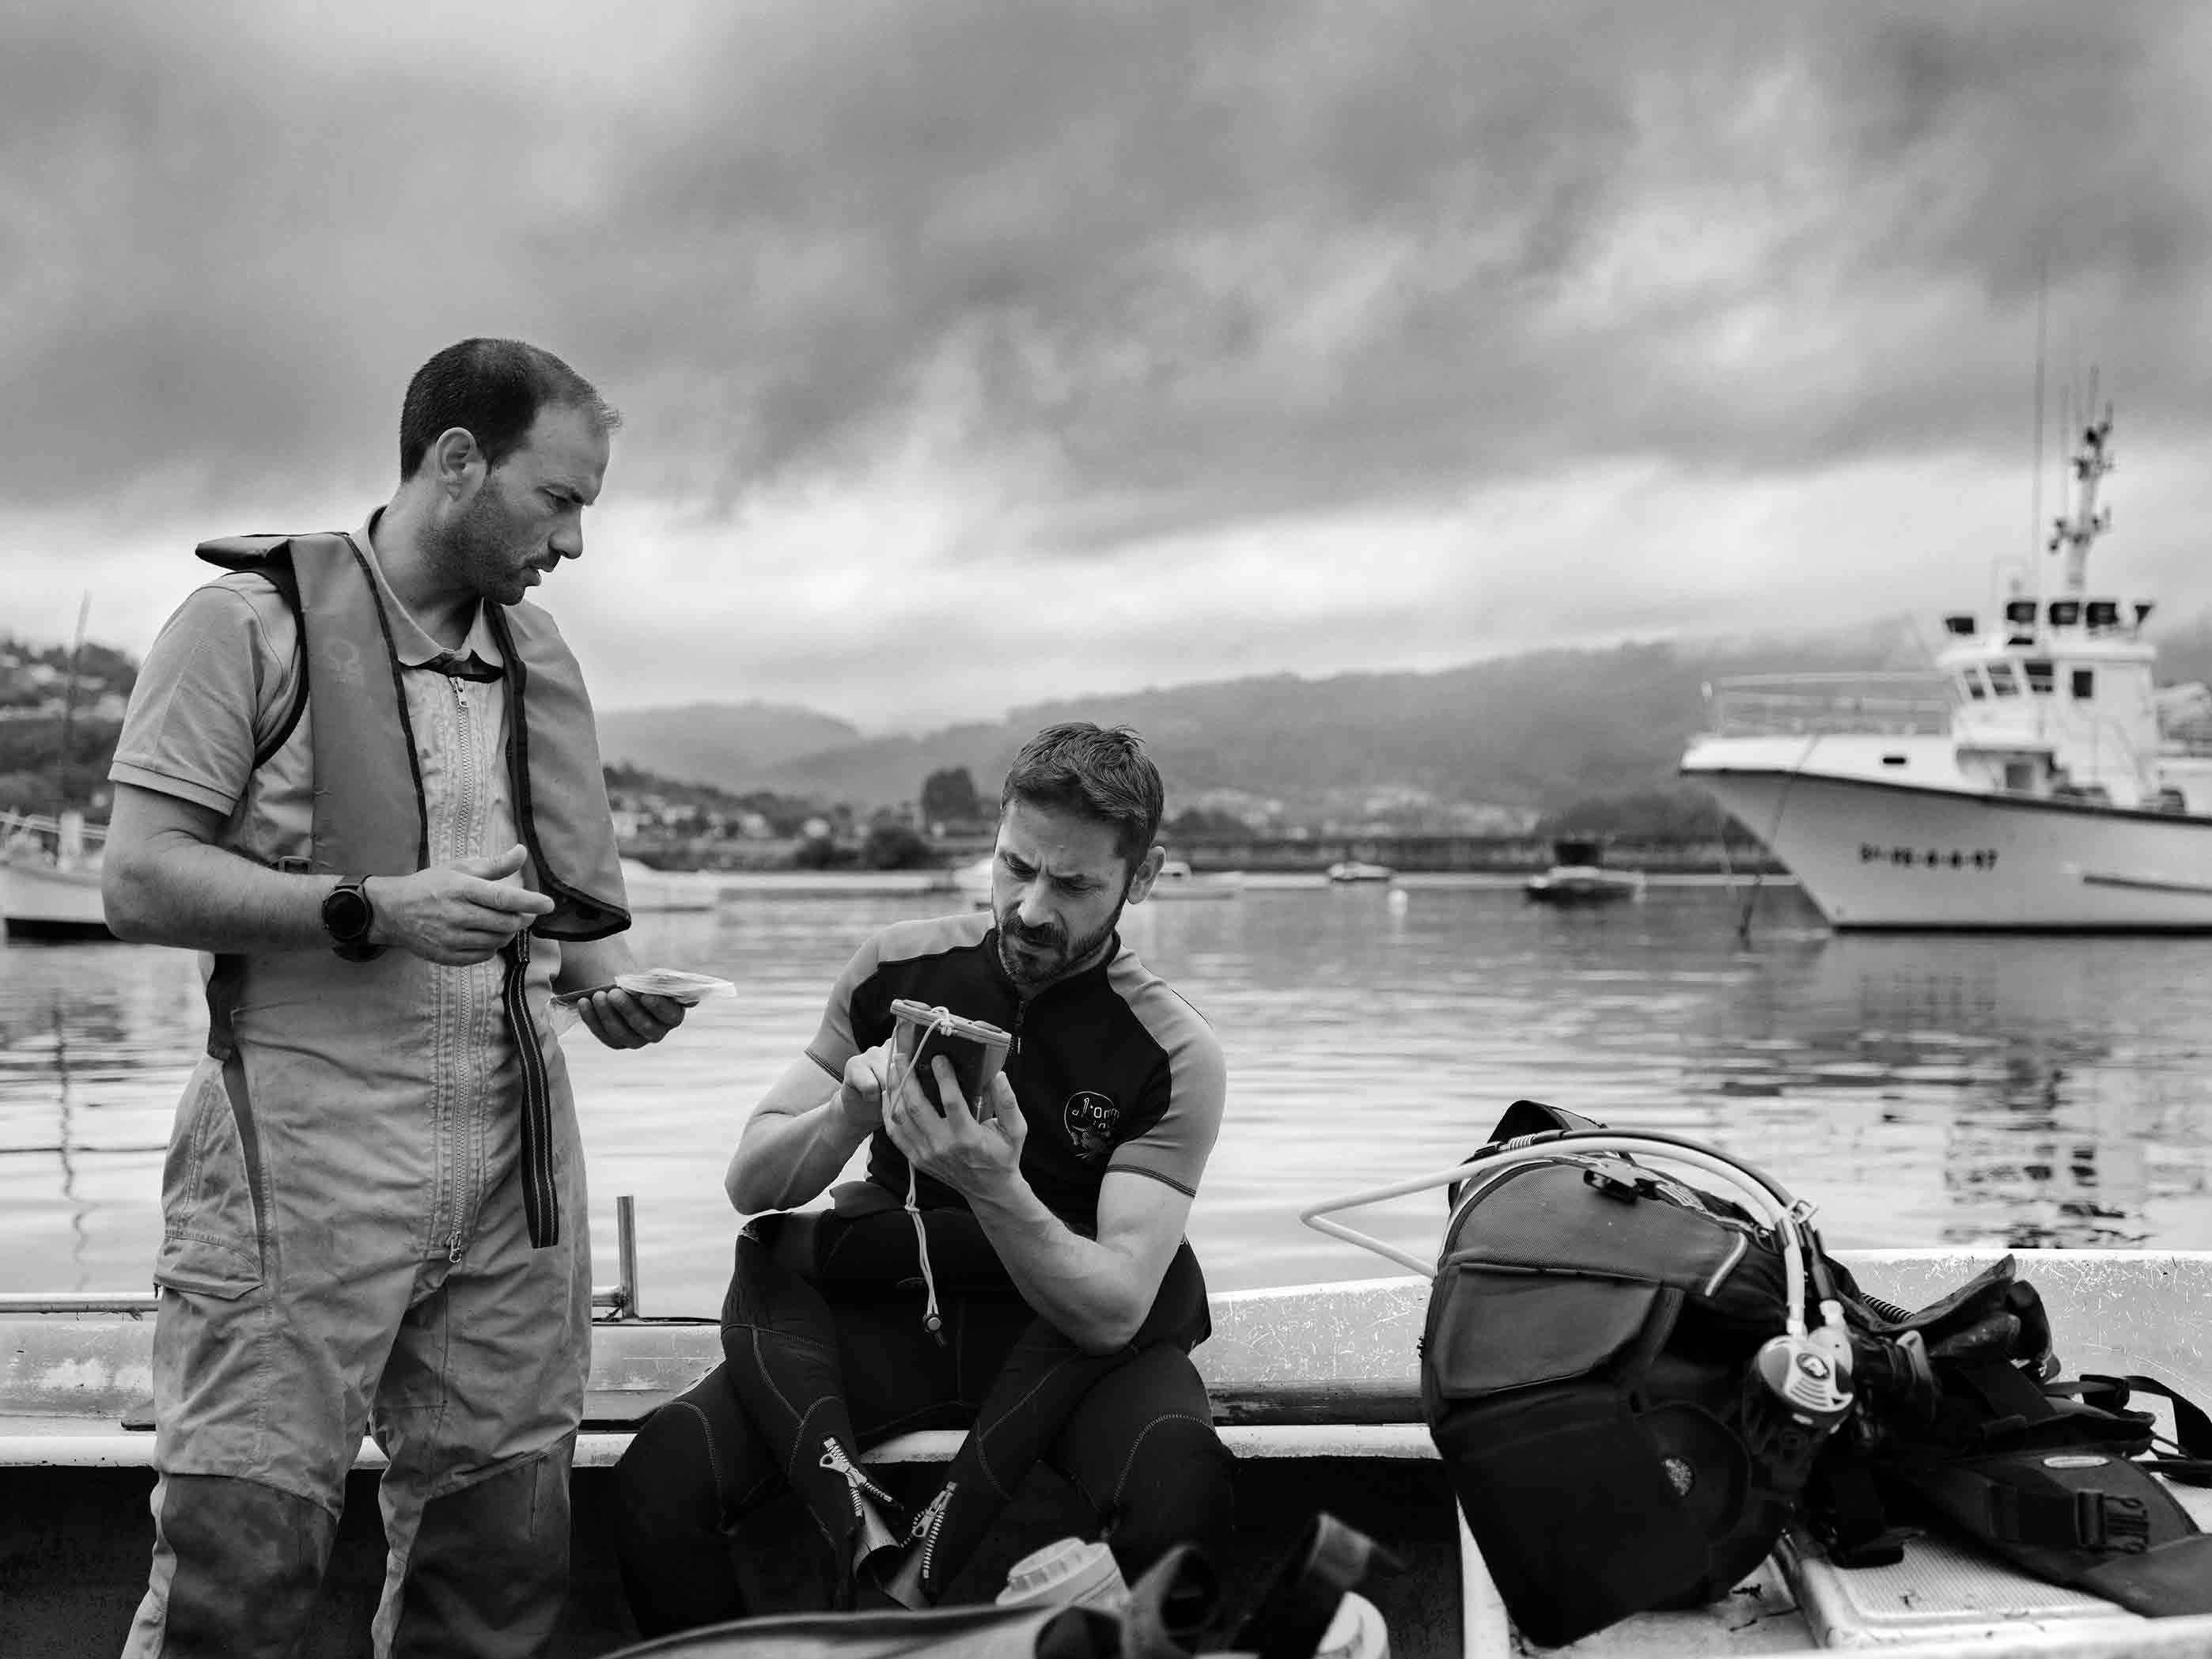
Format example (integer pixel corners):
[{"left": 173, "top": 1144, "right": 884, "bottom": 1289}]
[{"left": 324, "top": 883, "right": 372, "bottom": 942}]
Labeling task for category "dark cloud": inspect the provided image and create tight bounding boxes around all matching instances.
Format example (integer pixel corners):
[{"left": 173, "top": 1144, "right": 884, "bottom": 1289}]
[{"left": 2, "top": 0, "right": 2206, "bottom": 550}]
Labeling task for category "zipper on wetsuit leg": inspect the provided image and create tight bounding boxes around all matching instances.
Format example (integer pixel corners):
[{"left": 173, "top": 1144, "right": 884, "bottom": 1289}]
[
  {"left": 911, "top": 1483, "right": 955, "bottom": 1590},
  {"left": 446, "top": 1229, "right": 465, "bottom": 1264},
  {"left": 819, "top": 1436, "right": 899, "bottom": 1525}
]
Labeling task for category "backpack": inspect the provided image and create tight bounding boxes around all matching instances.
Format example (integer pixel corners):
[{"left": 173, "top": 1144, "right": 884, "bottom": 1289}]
[
  {"left": 1810, "top": 1255, "right": 2212, "bottom": 1617},
  {"left": 1415, "top": 1102, "right": 1854, "bottom": 1646}
]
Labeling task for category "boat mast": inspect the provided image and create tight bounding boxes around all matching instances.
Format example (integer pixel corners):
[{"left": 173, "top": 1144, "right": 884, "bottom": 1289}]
[
  {"left": 2047, "top": 395, "right": 2111, "bottom": 598},
  {"left": 51, "top": 593, "right": 90, "bottom": 820}
]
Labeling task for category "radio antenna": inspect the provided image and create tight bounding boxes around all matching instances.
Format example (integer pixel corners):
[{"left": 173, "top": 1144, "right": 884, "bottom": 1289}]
[{"left": 2030, "top": 265, "right": 2047, "bottom": 572}]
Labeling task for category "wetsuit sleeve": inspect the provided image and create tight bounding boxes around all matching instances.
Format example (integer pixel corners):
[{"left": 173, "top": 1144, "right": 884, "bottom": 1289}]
[
  {"left": 108, "top": 577, "right": 299, "bottom": 814},
  {"left": 1107, "top": 1017, "right": 1225, "bottom": 1199},
  {"left": 801, "top": 930, "right": 888, "bottom": 1082}
]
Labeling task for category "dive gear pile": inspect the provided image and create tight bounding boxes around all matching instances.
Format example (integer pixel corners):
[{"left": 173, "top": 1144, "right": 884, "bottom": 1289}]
[{"left": 1303, "top": 1098, "right": 2212, "bottom": 1646}]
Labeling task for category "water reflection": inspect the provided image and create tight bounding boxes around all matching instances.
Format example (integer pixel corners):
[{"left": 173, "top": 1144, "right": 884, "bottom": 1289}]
[
  {"left": 3, "top": 884, "right": 2208, "bottom": 1312},
  {"left": 1767, "top": 934, "right": 2212, "bottom": 1250}
]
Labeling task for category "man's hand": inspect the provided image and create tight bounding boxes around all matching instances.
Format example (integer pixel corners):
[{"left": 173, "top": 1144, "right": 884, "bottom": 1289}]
[
  {"left": 828, "top": 1039, "right": 899, "bottom": 1133},
  {"left": 881, "top": 1059, "right": 1026, "bottom": 1200},
  {"left": 571, "top": 988, "right": 687, "bottom": 1049},
  {"left": 370, "top": 844, "right": 555, "bottom": 965}
]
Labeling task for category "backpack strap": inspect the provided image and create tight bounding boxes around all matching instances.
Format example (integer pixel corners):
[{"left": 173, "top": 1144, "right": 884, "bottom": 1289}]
[
  {"left": 2073, "top": 1374, "right": 2212, "bottom": 1488},
  {"left": 1804, "top": 1451, "right": 1909, "bottom": 1568}
]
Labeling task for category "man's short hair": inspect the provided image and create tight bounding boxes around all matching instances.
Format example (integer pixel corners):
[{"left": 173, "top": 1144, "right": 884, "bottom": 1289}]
[
  {"left": 1000, "top": 722, "right": 1164, "bottom": 869},
  {"left": 399, "top": 338, "right": 621, "bottom": 479}
]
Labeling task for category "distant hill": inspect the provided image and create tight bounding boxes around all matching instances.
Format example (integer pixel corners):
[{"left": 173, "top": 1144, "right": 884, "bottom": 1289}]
[
  {"left": 587, "top": 610, "right": 2212, "bottom": 816},
  {"left": 597, "top": 620, "right": 1920, "bottom": 812},
  {"left": 593, "top": 700, "right": 862, "bottom": 788}
]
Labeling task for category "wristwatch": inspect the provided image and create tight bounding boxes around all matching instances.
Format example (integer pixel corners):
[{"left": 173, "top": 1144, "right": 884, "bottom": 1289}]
[{"left": 322, "top": 876, "right": 383, "bottom": 961}]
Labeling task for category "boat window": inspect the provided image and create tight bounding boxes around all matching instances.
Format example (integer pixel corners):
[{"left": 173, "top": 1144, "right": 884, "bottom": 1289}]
[
  {"left": 2071, "top": 668, "right": 2095, "bottom": 699},
  {"left": 2002, "top": 759, "right": 2037, "bottom": 791},
  {"left": 1986, "top": 662, "right": 2020, "bottom": 697},
  {"left": 2025, "top": 661, "right": 2054, "bottom": 695},
  {"left": 1959, "top": 669, "right": 1987, "bottom": 701}
]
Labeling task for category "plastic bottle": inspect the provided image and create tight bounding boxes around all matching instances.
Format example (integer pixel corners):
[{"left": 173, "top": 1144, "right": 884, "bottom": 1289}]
[
  {"left": 1315, "top": 1590, "right": 1389, "bottom": 1659},
  {"left": 994, "top": 1536, "right": 1130, "bottom": 1614}
]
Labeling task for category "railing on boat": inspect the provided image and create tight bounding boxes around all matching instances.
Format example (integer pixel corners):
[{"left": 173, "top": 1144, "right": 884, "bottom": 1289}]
[
  {"left": 0, "top": 1195, "right": 649, "bottom": 1320},
  {"left": 1702, "top": 672, "right": 1953, "bottom": 737},
  {"left": 0, "top": 808, "right": 106, "bottom": 862}
]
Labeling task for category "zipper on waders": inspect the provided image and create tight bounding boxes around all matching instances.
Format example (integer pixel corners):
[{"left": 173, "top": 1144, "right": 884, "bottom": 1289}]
[{"left": 445, "top": 677, "right": 479, "bottom": 1268}]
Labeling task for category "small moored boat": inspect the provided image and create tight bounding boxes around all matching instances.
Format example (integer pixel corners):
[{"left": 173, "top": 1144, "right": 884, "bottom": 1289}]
[
  {"left": 0, "top": 809, "right": 114, "bottom": 941},
  {"left": 1148, "top": 857, "right": 1242, "bottom": 901},
  {"left": 1523, "top": 836, "right": 1646, "bottom": 905},
  {"left": 1325, "top": 860, "right": 1395, "bottom": 884},
  {"left": 953, "top": 856, "right": 1244, "bottom": 907},
  {"left": 618, "top": 858, "right": 719, "bottom": 914}
]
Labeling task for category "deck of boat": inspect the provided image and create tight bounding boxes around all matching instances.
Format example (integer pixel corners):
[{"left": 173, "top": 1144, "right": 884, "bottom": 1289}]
[{"left": 6, "top": 1252, "right": 2212, "bottom": 1657}]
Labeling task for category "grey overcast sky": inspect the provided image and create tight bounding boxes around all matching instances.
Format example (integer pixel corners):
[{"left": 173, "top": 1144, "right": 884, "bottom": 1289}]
[{"left": 2, "top": 0, "right": 2206, "bottom": 729}]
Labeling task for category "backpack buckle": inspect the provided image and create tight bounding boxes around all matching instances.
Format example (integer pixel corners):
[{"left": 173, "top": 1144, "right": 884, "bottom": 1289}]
[
  {"left": 2080, "top": 1491, "right": 2150, "bottom": 1553},
  {"left": 1582, "top": 1166, "right": 1644, "bottom": 1203}
]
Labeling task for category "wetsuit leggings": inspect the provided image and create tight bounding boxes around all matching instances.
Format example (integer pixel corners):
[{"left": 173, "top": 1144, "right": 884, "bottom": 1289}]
[{"left": 608, "top": 1217, "right": 1233, "bottom": 1635}]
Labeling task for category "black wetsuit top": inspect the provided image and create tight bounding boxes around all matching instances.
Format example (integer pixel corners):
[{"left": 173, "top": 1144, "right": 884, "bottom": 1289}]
[{"left": 805, "top": 911, "right": 1225, "bottom": 1235}]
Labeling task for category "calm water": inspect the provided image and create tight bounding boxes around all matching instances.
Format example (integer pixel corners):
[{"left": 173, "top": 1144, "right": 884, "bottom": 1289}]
[{"left": 6, "top": 878, "right": 2210, "bottom": 1316}]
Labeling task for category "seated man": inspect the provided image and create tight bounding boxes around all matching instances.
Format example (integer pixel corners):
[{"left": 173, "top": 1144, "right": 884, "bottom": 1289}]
[{"left": 610, "top": 722, "right": 1235, "bottom": 1631}]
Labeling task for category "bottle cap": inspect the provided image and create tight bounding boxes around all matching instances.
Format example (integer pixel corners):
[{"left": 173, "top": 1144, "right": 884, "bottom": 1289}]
[{"left": 994, "top": 1536, "right": 1129, "bottom": 1612}]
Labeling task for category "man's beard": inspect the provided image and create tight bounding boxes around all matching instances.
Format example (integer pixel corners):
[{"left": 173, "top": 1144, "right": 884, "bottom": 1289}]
[
  {"left": 996, "top": 896, "right": 1124, "bottom": 989},
  {"left": 433, "top": 488, "right": 528, "bottom": 604}
]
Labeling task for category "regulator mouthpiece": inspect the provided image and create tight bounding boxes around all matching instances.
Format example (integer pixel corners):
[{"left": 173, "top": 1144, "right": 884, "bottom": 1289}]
[{"left": 1754, "top": 1332, "right": 1857, "bottom": 1429}]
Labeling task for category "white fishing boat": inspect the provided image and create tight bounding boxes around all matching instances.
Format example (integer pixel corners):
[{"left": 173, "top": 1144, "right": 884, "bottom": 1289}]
[
  {"left": 1682, "top": 408, "right": 2212, "bottom": 930},
  {"left": 0, "top": 809, "right": 113, "bottom": 941},
  {"left": 1523, "top": 836, "right": 1646, "bottom": 905},
  {"left": 4, "top": 1223, "right": 2206, "bottom": 1656}
]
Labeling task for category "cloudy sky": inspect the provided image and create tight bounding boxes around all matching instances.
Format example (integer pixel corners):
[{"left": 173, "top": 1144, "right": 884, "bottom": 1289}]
[{"left": 3, "top": 0, "right": 2207, "bottom": 729}]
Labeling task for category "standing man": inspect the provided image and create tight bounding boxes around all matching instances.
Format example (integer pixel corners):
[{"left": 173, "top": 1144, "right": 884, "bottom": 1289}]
[
  {"left": 609, "top": 722, "right": 1236, "bottom": 1631},
  {"left": 103, "top": 338, "right": 686, "bottom": 1658}
]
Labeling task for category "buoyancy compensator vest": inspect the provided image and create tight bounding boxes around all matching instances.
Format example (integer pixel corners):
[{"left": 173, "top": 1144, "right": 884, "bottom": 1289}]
[{"left": 1305, "top": 1100, "right": 1862, "bottom": 1648}]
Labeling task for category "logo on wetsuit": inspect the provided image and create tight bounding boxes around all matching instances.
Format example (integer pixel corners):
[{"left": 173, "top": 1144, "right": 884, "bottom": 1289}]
[{"left": 1062, "top": 1092, "right": 1119, "bottom": 1161}]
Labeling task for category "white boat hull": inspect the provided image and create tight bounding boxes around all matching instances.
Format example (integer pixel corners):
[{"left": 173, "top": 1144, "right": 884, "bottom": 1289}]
[
  {"left": 1690, "top": 765, "right": 2212, "bottom": 929},
  {"left": 0, "top": 855, "right": 111, "bottom": 940}
]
